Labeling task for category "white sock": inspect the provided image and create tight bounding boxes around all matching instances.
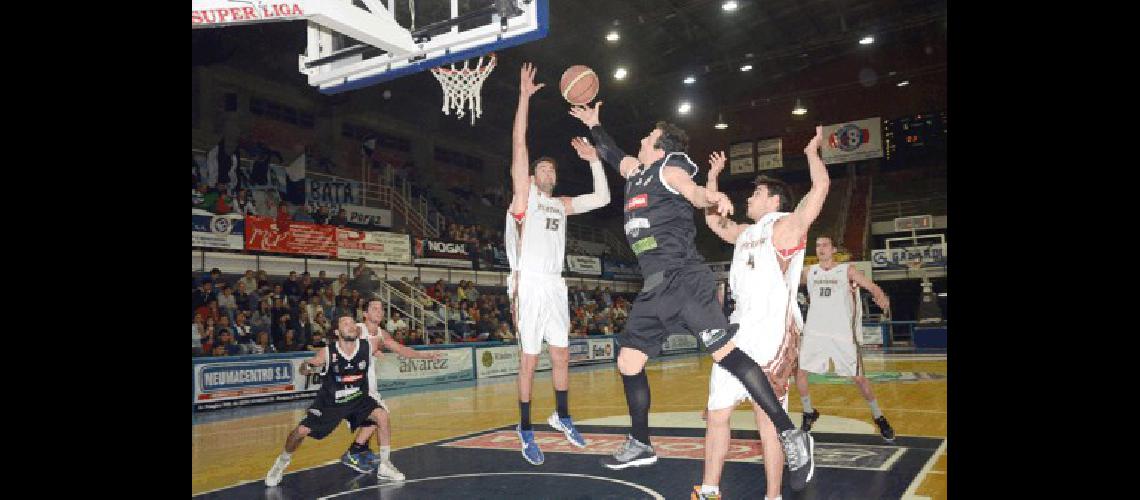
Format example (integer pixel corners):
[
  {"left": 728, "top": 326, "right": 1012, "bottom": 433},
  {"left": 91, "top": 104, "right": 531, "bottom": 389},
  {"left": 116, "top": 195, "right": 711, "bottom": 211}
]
[
  {"left": 765, "top": 496, "right": 782, "bottom": 500},
  {"left": 801, "top": 395, "right": 813, "bottom": 414},
  {"left": 380, "top": 446, "right": 391, "bottom": 463},
  {"left": 280, "top": 451, "right": 292, "bottom": 461},
  {"left": 868, "top": 399, "right": 883, "bottom": 419},
  {"left": 700, "top": 485, "right": 720, "bottom": 495}
]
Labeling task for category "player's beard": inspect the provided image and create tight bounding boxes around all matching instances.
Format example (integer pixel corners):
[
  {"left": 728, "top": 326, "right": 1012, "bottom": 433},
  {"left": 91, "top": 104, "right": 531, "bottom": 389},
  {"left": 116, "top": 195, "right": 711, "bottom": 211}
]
[{"left": 537, "top": 179, "right": 555, "bottom": 195}]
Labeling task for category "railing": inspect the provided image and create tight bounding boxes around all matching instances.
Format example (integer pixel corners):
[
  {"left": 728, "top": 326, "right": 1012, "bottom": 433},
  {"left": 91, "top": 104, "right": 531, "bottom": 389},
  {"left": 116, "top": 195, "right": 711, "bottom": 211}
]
[
  {"left": 869, "top": 194, "right": 947, "bottom": 222},
  {"left": 372, "top": 280, "right": 449, "bottom": 344}
]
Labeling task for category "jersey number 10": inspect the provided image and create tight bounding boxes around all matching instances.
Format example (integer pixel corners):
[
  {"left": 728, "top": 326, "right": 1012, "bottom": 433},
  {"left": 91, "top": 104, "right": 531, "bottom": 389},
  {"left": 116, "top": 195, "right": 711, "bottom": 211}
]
[{"left": 819, "top": 287, "right": 832, "bottom": 297}]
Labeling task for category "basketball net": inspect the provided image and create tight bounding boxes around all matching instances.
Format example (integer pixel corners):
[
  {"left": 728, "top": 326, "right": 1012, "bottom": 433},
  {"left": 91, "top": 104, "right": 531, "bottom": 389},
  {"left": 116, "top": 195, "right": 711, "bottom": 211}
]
[{"left": 431, "top": 53, "right": 496, "bottom": 125}]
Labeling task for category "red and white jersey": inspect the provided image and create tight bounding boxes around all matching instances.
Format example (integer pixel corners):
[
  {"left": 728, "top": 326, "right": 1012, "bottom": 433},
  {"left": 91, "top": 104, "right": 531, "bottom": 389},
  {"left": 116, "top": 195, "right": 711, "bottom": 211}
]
[
  {"left": 728, "top": 212, "right": 805, "bottom": 340},
  {"left": 805, "top": 263, "right": 856, "bottom": 339},
  {"left": 505, "top": 181, "right": 566, "bottom": 275}
]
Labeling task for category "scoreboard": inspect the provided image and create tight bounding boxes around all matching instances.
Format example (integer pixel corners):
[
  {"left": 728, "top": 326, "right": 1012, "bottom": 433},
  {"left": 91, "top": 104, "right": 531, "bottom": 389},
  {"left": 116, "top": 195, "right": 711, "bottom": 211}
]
[{"left": 885, "top": 111, "right": 946, "bottom": 160}]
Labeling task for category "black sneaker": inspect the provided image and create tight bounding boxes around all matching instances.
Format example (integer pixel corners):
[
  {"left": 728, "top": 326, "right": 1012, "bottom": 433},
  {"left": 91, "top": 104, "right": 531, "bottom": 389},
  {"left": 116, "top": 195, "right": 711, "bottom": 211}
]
[
  {"left": 874, "top": 416, "right": 896, "bottom": 443},
  {"left": 802, "top": 409, "right": 821, "bottom": 432},
  {"left": 601, "top": 435, "right": 657, "bottom": 470},
  {"left": 780, "top": 429, "right": 815, "bottom": 491}
]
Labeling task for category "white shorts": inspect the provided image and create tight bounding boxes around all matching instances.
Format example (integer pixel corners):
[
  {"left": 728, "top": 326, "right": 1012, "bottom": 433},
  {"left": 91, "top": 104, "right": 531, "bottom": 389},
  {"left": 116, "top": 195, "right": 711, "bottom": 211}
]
[
  {"left": 510, "top": 271, "right": 569, "bottom": 355},
  {"left": 799, "top": 333, "right": 863, "bottom": 377},
  {"left": 708, "top": 363, "right": 791, "bottom": 412},
  {"left": 707, "top": 317, "right": 799, "bottom": 411}
]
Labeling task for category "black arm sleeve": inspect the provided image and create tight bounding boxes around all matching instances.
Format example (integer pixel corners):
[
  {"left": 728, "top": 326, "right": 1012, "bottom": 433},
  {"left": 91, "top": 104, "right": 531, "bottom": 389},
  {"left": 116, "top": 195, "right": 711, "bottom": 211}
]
[{"left": 589, "top": 125, "right": 632, "bottom": 173}]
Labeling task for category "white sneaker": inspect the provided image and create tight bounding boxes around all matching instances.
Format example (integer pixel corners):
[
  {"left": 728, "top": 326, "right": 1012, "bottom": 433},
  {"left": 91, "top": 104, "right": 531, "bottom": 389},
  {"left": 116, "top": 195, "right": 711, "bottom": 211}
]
[
  {"left": 265, "top": 454, "right": 290, "bottom": 487},
  {"left": 376, "top": 460, "right": 406, "bottom": 481}
]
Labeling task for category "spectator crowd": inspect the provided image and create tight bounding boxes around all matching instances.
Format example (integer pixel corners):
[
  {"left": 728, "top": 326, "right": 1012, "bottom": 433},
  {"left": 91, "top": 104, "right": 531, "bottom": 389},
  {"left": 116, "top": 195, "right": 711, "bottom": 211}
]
[{"left": 193, "top": 266, "right": 633, "bottom": 358}]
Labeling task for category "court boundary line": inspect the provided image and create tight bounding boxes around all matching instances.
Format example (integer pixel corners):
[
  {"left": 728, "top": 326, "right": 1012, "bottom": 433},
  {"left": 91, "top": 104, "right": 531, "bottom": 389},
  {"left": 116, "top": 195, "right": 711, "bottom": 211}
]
[
  {"left": 315, "top": 472, "right": 666, "bottom": 499},
  {"left": 192, "top": 424, "right": 517, "bottom": 497},
  {"left": 900, "top": 438, "right": 946, "bottom": 500}
]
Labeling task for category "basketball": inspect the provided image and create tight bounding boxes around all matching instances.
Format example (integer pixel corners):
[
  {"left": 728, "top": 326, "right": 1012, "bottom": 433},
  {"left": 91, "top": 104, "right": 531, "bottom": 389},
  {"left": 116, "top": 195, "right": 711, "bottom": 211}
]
[{"left": 560, "top": 65, "right": 599, "bottom": 105}]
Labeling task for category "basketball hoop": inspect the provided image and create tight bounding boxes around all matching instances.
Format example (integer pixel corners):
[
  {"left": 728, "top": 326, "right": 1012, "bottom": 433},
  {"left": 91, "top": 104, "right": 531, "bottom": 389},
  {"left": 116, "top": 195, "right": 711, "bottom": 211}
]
[{"left": 431, "top": 53, "right": 496, "bottom": 125}]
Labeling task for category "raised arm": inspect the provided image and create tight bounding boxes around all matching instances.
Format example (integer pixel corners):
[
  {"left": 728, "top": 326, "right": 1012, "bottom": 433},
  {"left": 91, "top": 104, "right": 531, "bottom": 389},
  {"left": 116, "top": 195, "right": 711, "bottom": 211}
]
[
  {"left": 702, "top": 151, "right": 747, "bottom": 244},
  {"left": 782, "top": 126, "right": 831, "bottom": 238},
  {"left": 848, "top": 265, "right": 890, "bottom": 312},
  {"left": 510, "top": 63, "right": 545, "bottom": 216},
  {"left": 662, "top": 163, "right": 734, "bottom": 218},
  {"left": 568, "top": 102, "right": 641, "bottom": 178},
  {"left": 560, "top": 137, "right": 611, "bottom": 216}
]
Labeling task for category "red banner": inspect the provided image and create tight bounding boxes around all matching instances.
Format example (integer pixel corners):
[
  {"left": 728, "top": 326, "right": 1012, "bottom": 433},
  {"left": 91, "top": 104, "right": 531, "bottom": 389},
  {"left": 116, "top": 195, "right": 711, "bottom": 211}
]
[{"left": 244, "top": 216, "right": 336, "bottom": 256}]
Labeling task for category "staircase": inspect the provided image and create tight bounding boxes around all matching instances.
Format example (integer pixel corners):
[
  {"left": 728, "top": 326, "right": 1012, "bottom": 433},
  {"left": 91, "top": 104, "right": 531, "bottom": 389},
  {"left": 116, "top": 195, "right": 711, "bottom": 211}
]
[{"left": 371, "top": 279, "right": 452, "bottom": 343}]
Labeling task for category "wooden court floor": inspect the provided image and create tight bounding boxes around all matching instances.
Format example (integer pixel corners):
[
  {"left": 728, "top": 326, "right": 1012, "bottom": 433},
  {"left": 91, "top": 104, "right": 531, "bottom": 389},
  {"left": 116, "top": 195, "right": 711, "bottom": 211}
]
[{"left": 192, "top": 353, "right": 947, "bottom": 498}]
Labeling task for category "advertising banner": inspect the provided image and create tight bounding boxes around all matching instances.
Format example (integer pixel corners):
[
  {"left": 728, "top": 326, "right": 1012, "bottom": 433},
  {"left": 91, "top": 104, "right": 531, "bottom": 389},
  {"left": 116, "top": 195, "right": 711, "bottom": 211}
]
[
  {"left": 336, "top": 229, "right": 411, "bottom": 264},
  {"left": 821, "top": 117, "right": 883, "bottom": 164},
  {"left": 192, "top": 354, "right": 321, "bottom": 411},
  {"left": 244, "top": 216, "right": 337, "bottom": 256},
  {"left": 375, "top": 348, "right": 474, "bottom": 390},
  {"left": 192, "top": 209, "right": 245, "bottom": 249}
]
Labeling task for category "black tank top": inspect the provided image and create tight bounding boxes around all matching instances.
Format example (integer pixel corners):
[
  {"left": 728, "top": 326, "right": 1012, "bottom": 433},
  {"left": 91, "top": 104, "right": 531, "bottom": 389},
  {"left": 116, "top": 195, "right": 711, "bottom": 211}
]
[
  {"left": 316, "top": 338, "right": 372, "bottom": 406},
  {"left": 621, "top": 153, "right": 706, "bottom": 275}
]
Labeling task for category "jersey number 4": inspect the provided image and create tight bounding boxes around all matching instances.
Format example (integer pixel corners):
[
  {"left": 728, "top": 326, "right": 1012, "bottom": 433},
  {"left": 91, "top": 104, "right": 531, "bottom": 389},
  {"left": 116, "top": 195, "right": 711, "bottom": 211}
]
[
  {"left": 545, "top": 218, "right": 560, "bottom": 231},
  {"left": 746, "top": 253, "right": 755, "bottom": 269}
]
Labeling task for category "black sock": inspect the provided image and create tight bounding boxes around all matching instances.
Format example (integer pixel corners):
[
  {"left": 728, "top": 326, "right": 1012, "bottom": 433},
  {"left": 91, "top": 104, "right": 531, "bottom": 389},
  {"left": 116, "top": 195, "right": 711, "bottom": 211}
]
[
  {"left": 715, "top": 348, "right": 795, "bottom": 432},
  {"left": 349, "top": 441, "right": 369, "bottom": 454},
  {"left": 555, "top": 390, "right": 569, "bottom": 419},
  {"left": 519, "top": 401, "right": 532, "bottom": 430},
  {"left": 621, "top": 371, "right": 651, "bottom": 445}
]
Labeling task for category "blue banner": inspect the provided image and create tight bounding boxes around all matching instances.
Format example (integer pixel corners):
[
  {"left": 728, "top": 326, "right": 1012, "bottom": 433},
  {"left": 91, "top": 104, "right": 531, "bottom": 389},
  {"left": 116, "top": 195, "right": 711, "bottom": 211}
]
[
  {"left": 200, "top": 361, "right": 294, "bottom": 392},
  {"left": 192, "top": 209, "right": 246, "bottom": 249},
  {"left": 602, "top": 258, "right": 641, "bottom": 280}
]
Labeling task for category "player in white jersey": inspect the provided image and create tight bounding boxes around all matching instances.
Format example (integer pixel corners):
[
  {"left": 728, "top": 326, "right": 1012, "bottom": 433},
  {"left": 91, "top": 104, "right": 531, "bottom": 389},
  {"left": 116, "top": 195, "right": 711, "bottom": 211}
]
[
  {"left": 352, "top": 299, "right": 442, "bottom": 480},
  {"left": 693, "top": 127, "right": 829, "bottom": 500},
  {"left": 796, "top": 235, "right": 895, "bottom": 442},
  {"left": 505, "top": 63, "right": 611, "bottom": 465}
]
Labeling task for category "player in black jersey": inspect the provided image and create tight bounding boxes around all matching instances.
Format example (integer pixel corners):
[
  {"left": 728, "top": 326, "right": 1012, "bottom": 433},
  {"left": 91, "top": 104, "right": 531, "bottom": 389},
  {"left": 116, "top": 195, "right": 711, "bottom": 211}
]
[
  {"left": 264, "top": 316, "right": 440, "bottom": 487},
  {"left": 569, "top": 102, "right": 815, "bottom": 491}
]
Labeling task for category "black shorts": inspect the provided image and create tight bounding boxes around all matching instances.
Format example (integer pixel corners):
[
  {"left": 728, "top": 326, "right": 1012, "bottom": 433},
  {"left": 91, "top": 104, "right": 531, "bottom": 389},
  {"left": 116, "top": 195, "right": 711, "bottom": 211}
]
[
  {"left": 617, "top": 264, "right": 735, "bottom": 358},
  {"left": 299, "top": 395, "right": 380, "bottom": 440}
]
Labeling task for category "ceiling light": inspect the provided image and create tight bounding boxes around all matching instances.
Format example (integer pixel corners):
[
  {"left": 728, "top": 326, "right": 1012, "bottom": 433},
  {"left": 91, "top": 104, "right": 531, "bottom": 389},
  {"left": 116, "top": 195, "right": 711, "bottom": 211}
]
[
  {"left": 859, "top": 36, "right": 874, "bottom": 45},
  {"left": 606, "top": 31, "right": 620, "bottom": 42},
  {"left": 792, "top": 98, "right": 807, "bottom": 115},
  {"left": 683, "top": 75, "right": 696, "bottom": 84},
  {"left": 714, "top": 113, "right": 728, "bottom": 129},
  {"left": 678, "top": 101, "right": 692, "bottom": 114},
  {"left": 740, "top": 64, "right": 753, "bottom": 72},
  {"left": 613, "top": 67, "right": 627, "bottom": 80},
  {"left": 722, "top": 1, "right": 739, "bottom": 12},
  {"left": 897, "top": 80, "right": 910, "bottom": 87}
]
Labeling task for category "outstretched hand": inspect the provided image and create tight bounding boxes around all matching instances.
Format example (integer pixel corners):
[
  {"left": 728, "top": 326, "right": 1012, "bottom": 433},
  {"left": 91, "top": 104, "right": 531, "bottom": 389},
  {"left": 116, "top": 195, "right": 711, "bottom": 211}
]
[
  {"left": 570, "top": 137, "right": 599, "bottom": 162},
  {"left": 568, "top": 101, "right": 603, "bottom": 128},
  {"left": 519, "top": 62, "right": 545, "bottom": 98},
  {"left": 708, "top": 151, "right": 727, "bottom": 178}
]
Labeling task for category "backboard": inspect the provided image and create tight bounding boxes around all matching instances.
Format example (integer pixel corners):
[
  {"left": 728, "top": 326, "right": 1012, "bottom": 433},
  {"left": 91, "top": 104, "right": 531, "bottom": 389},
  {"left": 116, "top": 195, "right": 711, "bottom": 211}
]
[{"left": 191, "top": 0, "right": 548, "bottom": 95}]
